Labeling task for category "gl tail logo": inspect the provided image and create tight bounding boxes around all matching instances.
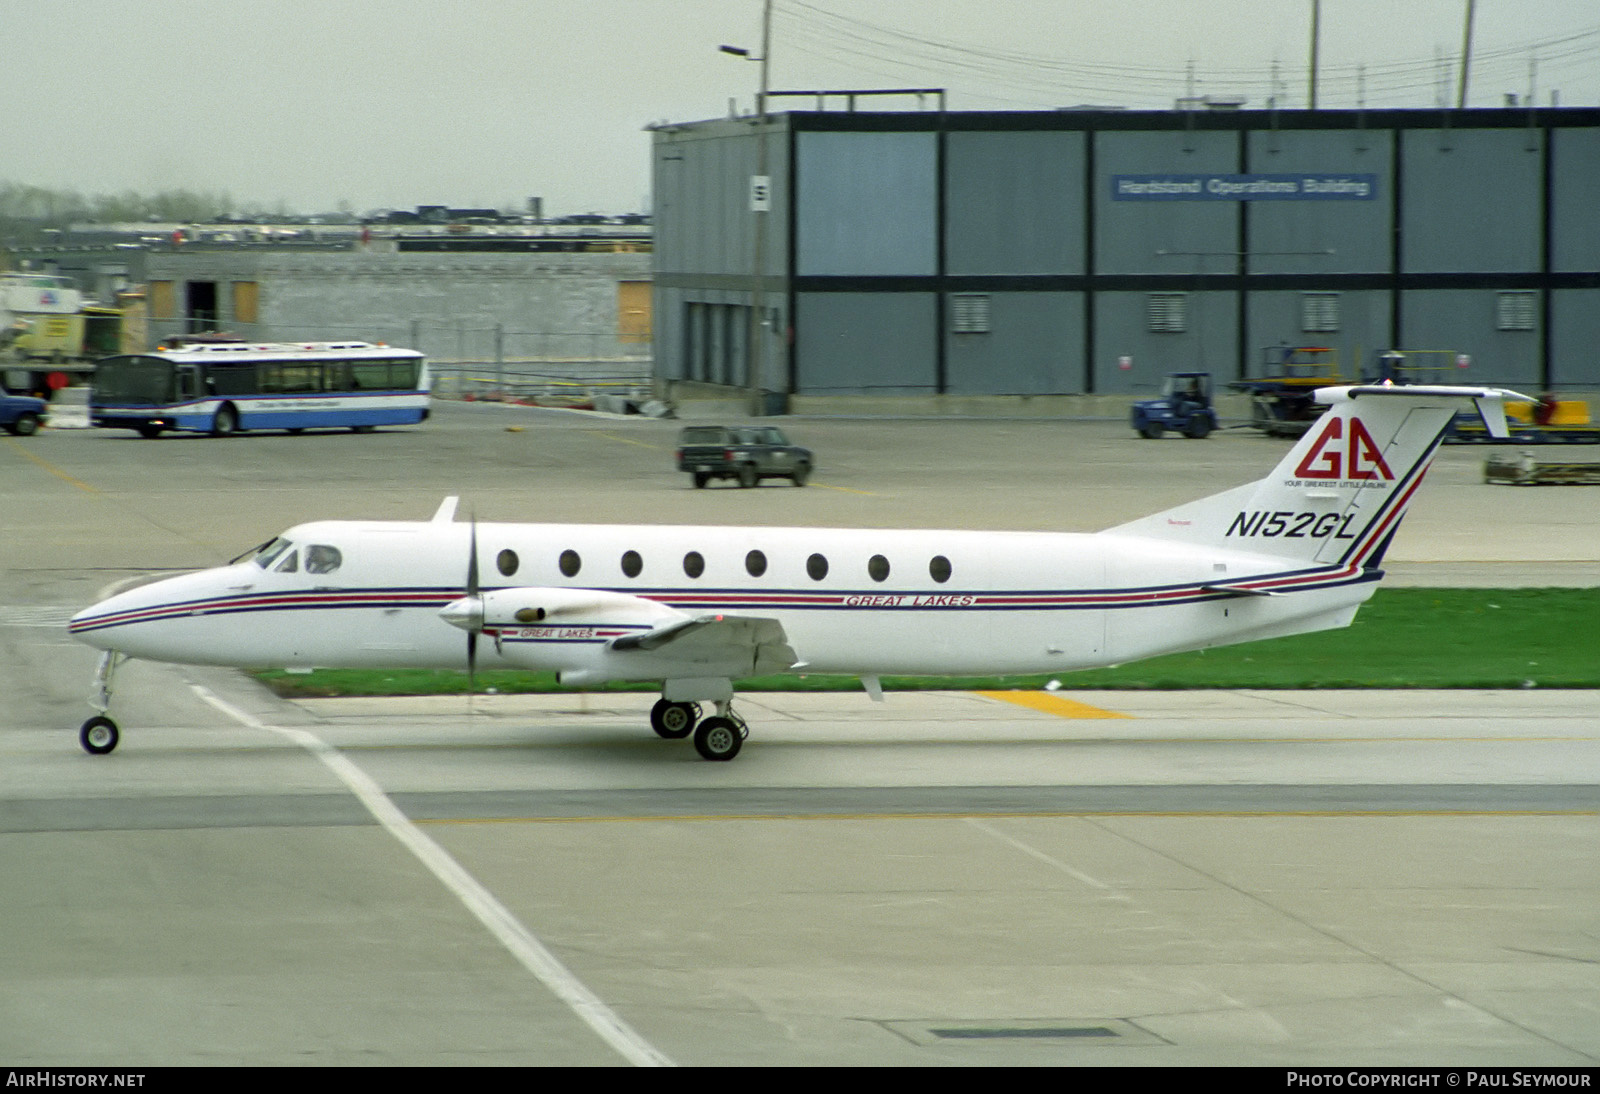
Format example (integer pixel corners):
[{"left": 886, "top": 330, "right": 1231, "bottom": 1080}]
[{"left": 1294, "top": 418, "right": 1393, "bottom": 480}]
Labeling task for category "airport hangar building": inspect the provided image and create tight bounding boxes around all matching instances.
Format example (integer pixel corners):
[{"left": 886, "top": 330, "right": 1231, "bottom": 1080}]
[{"left": 650, "top": 105, "right": 1600, "bottom": 407}]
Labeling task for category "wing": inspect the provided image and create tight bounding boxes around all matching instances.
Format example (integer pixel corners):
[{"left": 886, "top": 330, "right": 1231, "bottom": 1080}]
[{"left": 611, "top": 614, "right": 797, "bottom": 675}]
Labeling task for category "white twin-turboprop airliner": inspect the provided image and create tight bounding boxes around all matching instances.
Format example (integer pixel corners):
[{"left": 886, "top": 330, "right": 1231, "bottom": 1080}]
[{"left": 68, "top": 383, "right": 1522, "bottom": 761}]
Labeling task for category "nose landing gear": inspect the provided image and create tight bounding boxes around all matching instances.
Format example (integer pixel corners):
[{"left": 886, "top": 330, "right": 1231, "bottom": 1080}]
[{"left": 79, "top": 651, "right": 124, "bottom": 755}]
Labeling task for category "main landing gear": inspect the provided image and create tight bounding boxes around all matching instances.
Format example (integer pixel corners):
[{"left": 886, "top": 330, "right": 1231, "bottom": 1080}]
[
  {"left": 79, "top": 651, "right": 124, "bottom": 755},
  {"left": 649, "top": 697, "right": 748, "bottom": 761}
]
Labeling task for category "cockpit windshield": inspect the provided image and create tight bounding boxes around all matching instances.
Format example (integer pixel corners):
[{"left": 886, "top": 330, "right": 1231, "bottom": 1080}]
[{"left": 254, "top": 538, "right": 293, "bottom": 569}]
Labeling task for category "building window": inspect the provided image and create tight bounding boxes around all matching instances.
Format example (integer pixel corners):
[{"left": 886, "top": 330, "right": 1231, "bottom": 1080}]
[
  {"left": 1497, "top": 291, "right": 1537, "bottom": 332},
  {"left": 1301, "top": 293, "right": 1340, "bottom": 333},
  {"left": 950, "top": 293, "right": 991, "bottom": 333},
  {"left": 1148, "top": 294, "right": 1187, "bottom": 333}
]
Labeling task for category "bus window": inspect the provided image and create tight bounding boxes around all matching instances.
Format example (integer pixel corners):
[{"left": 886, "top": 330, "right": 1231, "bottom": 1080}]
[
  {"left": 351, "top": 362, "right": 389, "bottom": 390},
  {"left": 280, "top": 364, "right": 321, "bottom": 393},
  {"left": 387, "top": 359, "right": 420, "bottom": 388},
  {"left": 210, "top": 364, "right": 257, "bottom": 397}
]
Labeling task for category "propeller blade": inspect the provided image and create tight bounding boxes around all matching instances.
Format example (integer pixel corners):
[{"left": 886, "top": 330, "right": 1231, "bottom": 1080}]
[{"left": 466, "top": 515, "right": 480, "bottom": 692}]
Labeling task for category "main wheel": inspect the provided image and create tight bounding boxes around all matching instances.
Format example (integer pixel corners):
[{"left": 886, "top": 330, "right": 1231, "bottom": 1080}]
[
  {"left": 211, "top": 405, "right": 238, "bottom": 437},
  {"left": 80, "top": 716, "right": 119, "bottom": 755},
  {"left": 737, "top": 464, "right": 757, "bottom": 489},
  {"left": 650, "top": 699, "right": 699, "bottom": 739},
  {"left": 693, "top": 717, "right": 743, "bottom": 761}
]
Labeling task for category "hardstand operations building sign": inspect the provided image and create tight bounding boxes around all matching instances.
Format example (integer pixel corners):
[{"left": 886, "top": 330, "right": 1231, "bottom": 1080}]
[{"left": 1113, "top": 174, "right": 1378, "bottom": 200}]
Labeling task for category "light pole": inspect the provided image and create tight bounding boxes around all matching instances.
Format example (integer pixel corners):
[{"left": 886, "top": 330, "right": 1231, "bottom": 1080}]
[{"left": 720, "top": 0, "right": 774, "bottom": 416}]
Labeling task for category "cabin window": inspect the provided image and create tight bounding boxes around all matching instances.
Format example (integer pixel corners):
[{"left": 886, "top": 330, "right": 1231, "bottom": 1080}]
[
  {"left": 304, "top": 545, "right": 342, "bottom": 575},
  {"left": 621, "top": 550, "right": 643, "bottom": 578},
  {"left": 683, "top": 551, "right": 705, "bottom": 578},
  {"left": 806, "top": 553, "right": 829, "bottom": 581},
  {"left": 868, "top": 554, "right": 890, "bottom": 582},
  {"left": 745, "top": 549, "right": 767, "bottom": 577},
  {"left": 559, "top": 549, "right": 581, "bottom": 577},
  {"left": 497, "top": 549, "right": 519, "bottom": 577},
  {"left": 930, "top": 555, "right": 952, "bottom": 583}
]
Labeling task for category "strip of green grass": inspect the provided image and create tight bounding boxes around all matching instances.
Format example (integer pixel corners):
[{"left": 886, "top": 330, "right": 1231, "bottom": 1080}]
[{"left": 252, "top": 587, "right": 1600, "bottom": 698}]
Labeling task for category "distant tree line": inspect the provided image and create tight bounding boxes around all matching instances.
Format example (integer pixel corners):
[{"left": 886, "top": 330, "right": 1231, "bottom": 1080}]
[{"left": 0, "top": 182, "right": 248, "bottom": 233}]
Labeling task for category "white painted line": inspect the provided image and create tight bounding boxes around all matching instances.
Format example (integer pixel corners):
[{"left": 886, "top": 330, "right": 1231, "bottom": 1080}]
[
  {"left": 965, "top": 817, "right": 1121, "bottom": 895},
  {"left": 191, "top": 684, "right": 674, "bottom": 1067}
]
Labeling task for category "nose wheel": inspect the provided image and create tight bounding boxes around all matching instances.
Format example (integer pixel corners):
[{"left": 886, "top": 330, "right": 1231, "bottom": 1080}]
[{"left": 80, "top": 716, "right": 120, "bottom": 755}]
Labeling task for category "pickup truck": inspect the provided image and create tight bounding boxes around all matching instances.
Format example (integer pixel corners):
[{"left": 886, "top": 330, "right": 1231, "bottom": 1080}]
[
  {"left": 676, "top": 425, "right": 813, "bottom": 488},
  {"left": 0, "top": 390, "right": 47, "bottom": 436}
]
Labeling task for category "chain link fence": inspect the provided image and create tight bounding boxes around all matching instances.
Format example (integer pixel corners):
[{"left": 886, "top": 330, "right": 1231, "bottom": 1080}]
[{"left": 146, "top": 317, "right": 654, "bottom": 404}]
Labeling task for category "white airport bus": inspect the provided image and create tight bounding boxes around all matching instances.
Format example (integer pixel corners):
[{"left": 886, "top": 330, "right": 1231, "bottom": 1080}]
[{"left": 90, "top": 341, "right": 430, "bottom": 438}]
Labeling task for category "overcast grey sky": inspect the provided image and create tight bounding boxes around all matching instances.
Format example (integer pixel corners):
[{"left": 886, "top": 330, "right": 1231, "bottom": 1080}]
[{"left": 8, "top": 1, "right": 1598, "bottom": 217}]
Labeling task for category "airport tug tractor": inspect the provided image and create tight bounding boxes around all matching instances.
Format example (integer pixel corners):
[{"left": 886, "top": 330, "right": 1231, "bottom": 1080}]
[{"left": 1131, "top": 371, "right": 1217, "bottom": 439}]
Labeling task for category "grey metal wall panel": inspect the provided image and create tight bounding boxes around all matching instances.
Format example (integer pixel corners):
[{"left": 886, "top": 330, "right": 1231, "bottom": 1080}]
[
  {"left": 1095, "top": 129, "right": 1240, "bottom": 275},
  {"left": 796, "top": 132, "right": 937, "bottom": 276},
  {"left": 1552, "top": 128, "right": 1600, "bottom": 273},
  {"left": 655, "top": 287, "right": 685, "bottom": 380},
  {"left": 1400, "top": 290, "right": 1540, "bottom": 386},
  {"left": 1245, "top": 130, "right": 1392, "bottom": 275},
  {"left": 946, "top": 131, "right": 1085, "bottom": 276},
  {"left": 944, "top": 292, "right": 1084, "bottom": 394},
  {"left": 653, "top": 119, "right": 789, "bottom": 280},
  {"left": 1093, "top": 291, "right": 1240, "bottom": 395},
  {"left": 1400, "top": 128, "right": 1543, "bottom": 274},
  {"left": 1551, "top": 289, "right": 1600, "bottom": 389},
  {"left": 1246, "top": 290, "right": 1392, "bottom": 380},
  {"left": 794, "top": 293, "right": 936, "bottom": 394}
]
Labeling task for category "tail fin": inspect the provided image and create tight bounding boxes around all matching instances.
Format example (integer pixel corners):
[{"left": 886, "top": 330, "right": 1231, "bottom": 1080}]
[{"left": 1107, "top": 384, "right": 1530, "bottom": 568}]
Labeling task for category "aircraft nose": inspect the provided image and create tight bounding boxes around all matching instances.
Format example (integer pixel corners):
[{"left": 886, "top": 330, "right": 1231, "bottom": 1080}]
[
  {"left": 68, "top": 597, "right": 133, "bottom": 650},
  {"left": 439, "top": 596, "right": 484, "bottom": 633}
]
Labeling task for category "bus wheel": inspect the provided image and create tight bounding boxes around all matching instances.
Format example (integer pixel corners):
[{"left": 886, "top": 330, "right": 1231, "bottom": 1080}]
[{"left": 211, "top": 405, "right": 238, "bottom": 437}]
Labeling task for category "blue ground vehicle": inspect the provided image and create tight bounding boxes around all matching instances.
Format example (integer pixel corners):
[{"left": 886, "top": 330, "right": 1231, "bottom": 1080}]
[
  {"left": 1, "top": 389, "right": 48, "bottom": 435},
  {"left": 1131, "top": 372, "right": 1217, "bottom": 439}
]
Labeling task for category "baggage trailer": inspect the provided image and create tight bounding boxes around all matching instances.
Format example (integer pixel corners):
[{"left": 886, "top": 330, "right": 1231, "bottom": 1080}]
[
  {"left": 1484, "top": 451, "right": 1600, "bottom": 485},
  {"left": 1231, "top": 345, "right": 1342, "bottom": 437}
]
